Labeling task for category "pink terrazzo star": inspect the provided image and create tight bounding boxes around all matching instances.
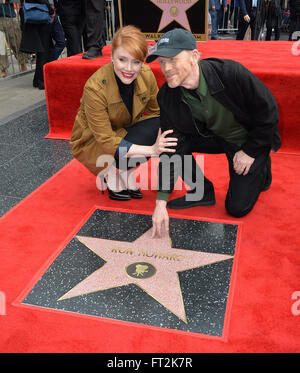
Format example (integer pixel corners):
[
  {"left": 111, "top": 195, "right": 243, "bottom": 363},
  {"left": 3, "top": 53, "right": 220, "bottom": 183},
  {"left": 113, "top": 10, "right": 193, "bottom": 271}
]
[
  {"left": 150, "top": 0, "right": 198, "bottom": 32},
  {"left": 58, "top": 229, "right": 233, "bottom": 323}
]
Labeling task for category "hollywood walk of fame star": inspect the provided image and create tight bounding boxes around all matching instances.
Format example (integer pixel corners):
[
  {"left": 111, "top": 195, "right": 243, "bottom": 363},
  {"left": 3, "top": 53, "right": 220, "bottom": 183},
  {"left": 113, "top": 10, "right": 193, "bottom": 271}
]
[
  {"left": 58, "top": 229, "right": 233, "bottom": 323},
  {"left": 149, "top": 0, "right": 199, "bottom": 32}
]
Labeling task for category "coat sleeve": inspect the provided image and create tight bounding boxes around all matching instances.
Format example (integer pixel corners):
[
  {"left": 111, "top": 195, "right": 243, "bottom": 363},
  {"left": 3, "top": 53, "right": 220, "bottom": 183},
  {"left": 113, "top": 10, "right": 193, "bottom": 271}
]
[
  {"left": 234, "top": 62, "right": 279, "bottom": 158},
  {"left": 83, "top": 85, "right": 125, "bottom": 156},
  {"left": 239, "top": 0, "right": 248, "bottom": 16}
]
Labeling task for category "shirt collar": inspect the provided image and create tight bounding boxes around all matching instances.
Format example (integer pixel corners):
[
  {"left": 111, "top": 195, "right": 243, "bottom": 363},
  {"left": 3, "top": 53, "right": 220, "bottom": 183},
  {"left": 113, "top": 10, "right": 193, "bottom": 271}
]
[{"left": 197, "top": 62, "right": 208, "bottom": 99}]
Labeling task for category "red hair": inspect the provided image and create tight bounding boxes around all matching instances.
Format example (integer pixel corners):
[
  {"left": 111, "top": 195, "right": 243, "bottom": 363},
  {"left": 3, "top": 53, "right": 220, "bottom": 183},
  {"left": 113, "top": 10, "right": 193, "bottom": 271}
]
[{"left": 111, "top": 25, "right": 148, "bottom": 62}]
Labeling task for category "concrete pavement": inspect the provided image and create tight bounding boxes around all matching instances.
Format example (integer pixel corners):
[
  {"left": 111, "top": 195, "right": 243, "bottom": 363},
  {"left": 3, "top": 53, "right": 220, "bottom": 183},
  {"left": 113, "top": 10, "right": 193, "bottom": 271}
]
[{"left": 0, "top": 71, "right": 46, "bottom": 124}]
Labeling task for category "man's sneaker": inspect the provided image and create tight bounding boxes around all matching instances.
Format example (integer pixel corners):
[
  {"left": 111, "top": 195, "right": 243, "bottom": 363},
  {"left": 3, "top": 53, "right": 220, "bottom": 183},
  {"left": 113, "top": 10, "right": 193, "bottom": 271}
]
[{"left": 167, "top": 187, "right": 216, "bottom": 210}]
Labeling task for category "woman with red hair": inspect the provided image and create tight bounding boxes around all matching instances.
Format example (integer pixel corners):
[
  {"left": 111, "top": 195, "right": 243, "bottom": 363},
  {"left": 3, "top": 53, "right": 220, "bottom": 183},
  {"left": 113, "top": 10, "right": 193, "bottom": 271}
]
[{"left": 70, "top": 26, "right": 177, "bottom": 201}]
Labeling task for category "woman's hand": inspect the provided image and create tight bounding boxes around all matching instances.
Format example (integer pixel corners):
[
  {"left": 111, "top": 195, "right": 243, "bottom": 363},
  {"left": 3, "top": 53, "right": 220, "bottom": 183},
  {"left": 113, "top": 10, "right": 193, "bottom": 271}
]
[
  {"left": 152, "top": 129, "right": 178, "bottom": 156},
  {"left": 125, "top": 129, "right": 177, "bottom": 158}
]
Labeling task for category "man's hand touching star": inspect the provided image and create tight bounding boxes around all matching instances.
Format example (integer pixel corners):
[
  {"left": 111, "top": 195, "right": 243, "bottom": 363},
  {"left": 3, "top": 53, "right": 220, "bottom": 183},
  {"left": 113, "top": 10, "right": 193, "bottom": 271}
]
[{"left": 151, "top": 200, "right": 169, "bottom": 238}]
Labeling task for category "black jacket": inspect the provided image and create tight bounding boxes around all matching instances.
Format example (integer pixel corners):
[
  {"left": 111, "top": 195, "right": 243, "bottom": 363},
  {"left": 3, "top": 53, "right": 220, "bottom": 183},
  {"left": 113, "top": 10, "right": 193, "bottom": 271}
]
[
  {"left": 53, "top": 0, "right": 84, "bottom": 17},
  {"left": 239, "top": 0, "right": 258, "bottom": 17},
  {"left": 266, "top": 0, "right": 284, "bottom": 29},
  {"left": 289, "top": 0, "right": 300, "bottom": 17},
  {"left": 157, "top": 58, "right": 281, "bottom": 193}
]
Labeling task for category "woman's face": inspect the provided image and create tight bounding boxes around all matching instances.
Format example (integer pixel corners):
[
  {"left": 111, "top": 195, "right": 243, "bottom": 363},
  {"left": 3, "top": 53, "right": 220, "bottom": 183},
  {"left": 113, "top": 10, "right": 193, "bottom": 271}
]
[{"left": 111, "top": 46, "right": 143, "bottom": 84}]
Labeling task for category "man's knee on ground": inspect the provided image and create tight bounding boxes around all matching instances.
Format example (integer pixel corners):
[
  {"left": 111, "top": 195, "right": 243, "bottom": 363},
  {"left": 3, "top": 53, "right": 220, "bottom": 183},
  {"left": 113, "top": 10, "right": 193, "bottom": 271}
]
[{"left": 225, "top": 199, "right": 252, "bottom": 218}]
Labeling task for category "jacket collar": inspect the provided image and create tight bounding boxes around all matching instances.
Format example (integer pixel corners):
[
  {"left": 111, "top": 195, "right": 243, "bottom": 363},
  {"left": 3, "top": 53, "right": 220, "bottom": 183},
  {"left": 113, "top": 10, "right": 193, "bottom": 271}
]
[{"left": 200, "top": 59, "right": 225, "bottom": 95}]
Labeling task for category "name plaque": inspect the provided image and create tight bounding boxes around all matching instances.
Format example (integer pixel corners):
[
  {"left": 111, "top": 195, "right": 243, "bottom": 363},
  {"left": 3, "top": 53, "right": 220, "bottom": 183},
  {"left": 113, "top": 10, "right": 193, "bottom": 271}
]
[{"left": 118, "top": 0, "right": 208, "bottom": 41}]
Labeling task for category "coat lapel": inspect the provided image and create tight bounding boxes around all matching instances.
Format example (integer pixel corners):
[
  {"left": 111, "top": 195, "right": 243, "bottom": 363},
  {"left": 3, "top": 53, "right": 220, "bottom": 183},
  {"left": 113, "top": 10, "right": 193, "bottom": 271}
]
[
  {"left": 201, "top": 59, "right": 246, "bottom": 121},
  {"left": 132, "top": 67, "right": 148, "bottom": 122},
  {"left": 105, "top": 63, "right": 131, "bottom": 123}
]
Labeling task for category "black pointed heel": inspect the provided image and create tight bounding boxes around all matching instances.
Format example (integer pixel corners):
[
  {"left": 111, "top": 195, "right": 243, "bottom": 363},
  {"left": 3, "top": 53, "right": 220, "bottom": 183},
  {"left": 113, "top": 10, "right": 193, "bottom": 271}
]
[{"left": 100, "top": 176, "right": 131, "bottom": 201}]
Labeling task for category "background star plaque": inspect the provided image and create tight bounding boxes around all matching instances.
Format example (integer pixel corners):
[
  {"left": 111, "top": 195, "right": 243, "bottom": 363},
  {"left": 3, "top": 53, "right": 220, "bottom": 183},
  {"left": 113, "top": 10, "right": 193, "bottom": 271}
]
[
  {"left": 20, "top": 210, "right": 239, "bottom": 338},
  {"left": 118, "top": 0, "right": 207, "bottom": 41},
  {"left": 150, "top": 0, "right": 198, "bottom": 31}
]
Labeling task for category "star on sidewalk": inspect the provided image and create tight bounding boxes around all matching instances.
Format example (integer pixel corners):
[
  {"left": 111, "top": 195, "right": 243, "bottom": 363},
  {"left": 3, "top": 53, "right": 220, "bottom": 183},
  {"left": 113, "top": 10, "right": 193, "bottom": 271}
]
[
  {"left": 150, "top": 0, "right": 198, "bottom": 32},
  {"left": 58, "top": 229, "right": 233, "bottom": 323}
]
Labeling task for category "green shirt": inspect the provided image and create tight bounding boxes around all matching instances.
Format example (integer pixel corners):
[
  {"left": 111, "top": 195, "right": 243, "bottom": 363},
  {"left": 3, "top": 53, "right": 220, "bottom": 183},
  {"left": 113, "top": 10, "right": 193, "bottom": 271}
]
[{"left": 181, "top": 63, "right": 248, "bottom": 147}]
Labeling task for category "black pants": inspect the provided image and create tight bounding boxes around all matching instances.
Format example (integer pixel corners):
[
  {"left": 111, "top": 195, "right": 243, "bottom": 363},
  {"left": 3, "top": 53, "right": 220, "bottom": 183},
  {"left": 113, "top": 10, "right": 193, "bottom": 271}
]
[
  {"left": 33, "top": 24, "right": 52, "bottom": 84},
  {"left": 115, "top": 117, "right": 160, "bottom": 170},
  {"left": 84, "top": 0, "right": 106, "bottom": 50},
  {"left": 187, "top": 135, "right": 270, "bottom": 217},
  {"left": 60, "top": 15, "right": 83, "bottom": 56},
  {"left": 266, "top": 26, "right": 280, "bottom": 40},
  {"left": 236, "top": 9, "right": 257, "bottom": 40}
]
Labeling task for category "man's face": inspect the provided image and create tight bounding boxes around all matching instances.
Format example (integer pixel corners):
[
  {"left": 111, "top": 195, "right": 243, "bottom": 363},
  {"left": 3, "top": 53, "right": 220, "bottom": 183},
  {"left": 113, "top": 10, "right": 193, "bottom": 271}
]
[{"left": 158, "top": 50, "right": 196, "bottom": 89}]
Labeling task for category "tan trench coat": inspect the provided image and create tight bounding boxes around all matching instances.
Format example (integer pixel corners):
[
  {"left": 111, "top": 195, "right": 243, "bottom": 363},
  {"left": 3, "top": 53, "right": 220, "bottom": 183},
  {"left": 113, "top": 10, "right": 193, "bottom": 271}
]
[{"left": 70, "top": 62, "right": 160, "bottom": 176}]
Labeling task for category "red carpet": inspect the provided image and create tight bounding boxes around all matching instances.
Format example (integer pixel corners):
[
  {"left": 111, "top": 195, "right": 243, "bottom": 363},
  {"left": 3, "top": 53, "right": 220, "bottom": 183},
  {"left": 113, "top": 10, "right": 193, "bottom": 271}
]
[
  {"left": 1, "top": 40, "right": 300, "bottom": 353},
  {"left": 44, "top": 40, "right": 300, "bottom": 154},
  {"left": 1, "top": 151, "right": 300, "bottom": 352}
]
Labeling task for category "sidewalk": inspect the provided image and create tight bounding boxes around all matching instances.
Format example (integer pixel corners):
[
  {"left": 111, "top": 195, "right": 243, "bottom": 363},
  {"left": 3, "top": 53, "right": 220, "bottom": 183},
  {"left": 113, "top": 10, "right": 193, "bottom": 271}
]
[
  {"left": 0, "top": 71, "right": 72, "bottom": 217},
  {"left": 0, "top": 71, "right": 46, "bottom": 124}
]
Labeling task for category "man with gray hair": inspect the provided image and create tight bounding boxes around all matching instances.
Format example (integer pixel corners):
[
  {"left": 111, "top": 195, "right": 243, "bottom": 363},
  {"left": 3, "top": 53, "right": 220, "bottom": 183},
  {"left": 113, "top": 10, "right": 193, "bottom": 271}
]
[{"left": 146, "top": 28, "right": 281, "bottom": 237}]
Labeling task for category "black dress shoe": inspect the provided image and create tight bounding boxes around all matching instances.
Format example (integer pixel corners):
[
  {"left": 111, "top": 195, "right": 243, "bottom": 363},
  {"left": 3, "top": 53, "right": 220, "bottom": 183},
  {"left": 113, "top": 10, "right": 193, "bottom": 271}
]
[
  {"left": 127, "top": 188, "right": 143, "bottom": 199},
  {"left": 33, "top": 80, "right": 39, "bottom": 88},
  {"left": 101, "top": 177, "right": 131, "bottom": 201},
  {"left": 167, "top": 187, "right": 216, "bottom": 210},
  {"left": 38, "top": 81, "right": 45, "bottom": 90},
  {"left": 107, "top": 188, "right": 131, "bottom": 201},
  {"left": 82, "top": 47, "right": 103, "bottom": 59}
]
